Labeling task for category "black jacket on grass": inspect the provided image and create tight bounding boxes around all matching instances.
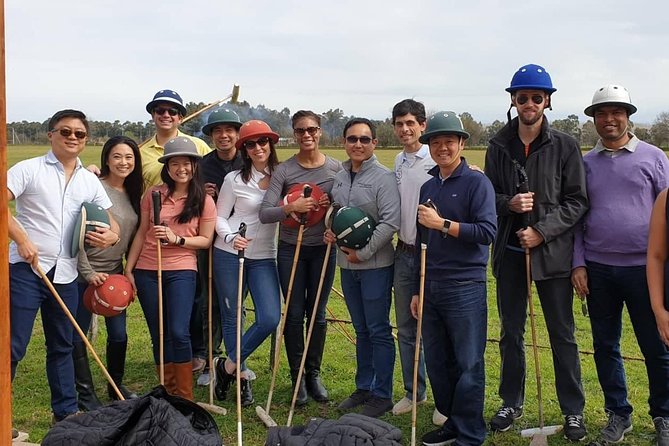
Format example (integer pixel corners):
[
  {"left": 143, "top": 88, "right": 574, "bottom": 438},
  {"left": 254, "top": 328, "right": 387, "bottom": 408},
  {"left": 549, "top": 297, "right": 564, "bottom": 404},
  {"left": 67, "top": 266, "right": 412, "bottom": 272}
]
[
  {"left": 265, "top": 413, "right": 402, "bottom": 445},
  {"left": 42, "top": 386, "right": 222, "bottom": 446}
]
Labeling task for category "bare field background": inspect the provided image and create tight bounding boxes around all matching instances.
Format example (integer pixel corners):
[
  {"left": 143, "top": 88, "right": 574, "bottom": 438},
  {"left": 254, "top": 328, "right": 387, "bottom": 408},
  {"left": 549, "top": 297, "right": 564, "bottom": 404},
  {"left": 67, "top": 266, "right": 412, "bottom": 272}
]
[{"left": 7, "top": 145, "right": 656, "bottom": 445}]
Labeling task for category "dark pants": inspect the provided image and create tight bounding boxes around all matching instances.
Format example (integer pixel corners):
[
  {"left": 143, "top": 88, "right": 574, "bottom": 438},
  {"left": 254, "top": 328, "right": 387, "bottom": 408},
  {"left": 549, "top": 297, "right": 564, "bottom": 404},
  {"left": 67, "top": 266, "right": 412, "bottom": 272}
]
[
  {"left": 193, "top": 249, "right": 223, "bottom": 360},
  {"left": 496, "top": 248, "right": 585, "bottom": 415},
  {"left": 74, "top": 281, "right": 128, "bottom": 344},
  {"left": 10, "top": 263, "right": 79, "bottom": 418},
  {"left": 341, "top": 266, "right": 395, "bottom": 399},
  {"left": 424, "top": 279, "right": 487, "bottom": 446},
  {"left": 135, "top": 269, "right": 196, "bottom": 364},
  {"left": 587, "top": 261, "right": 669, "bottom": 418}
]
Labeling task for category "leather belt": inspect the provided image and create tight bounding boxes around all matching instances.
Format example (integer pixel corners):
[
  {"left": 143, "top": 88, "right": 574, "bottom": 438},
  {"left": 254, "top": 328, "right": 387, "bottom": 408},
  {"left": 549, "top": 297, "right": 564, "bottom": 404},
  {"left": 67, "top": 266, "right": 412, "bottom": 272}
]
[{"left": 397, "top": 240, "right": 416, "bottom": 254}]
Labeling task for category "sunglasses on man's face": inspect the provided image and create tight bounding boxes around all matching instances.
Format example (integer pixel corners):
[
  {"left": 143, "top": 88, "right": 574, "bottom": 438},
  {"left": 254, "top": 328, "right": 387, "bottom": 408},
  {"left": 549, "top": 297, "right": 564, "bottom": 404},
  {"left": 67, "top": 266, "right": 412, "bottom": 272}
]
[
  {"left": 345, "top": 136, "right": 373, "bottom": 145},
  {"left": 242, "top": 137, "right": 270, "bottom": 150},
  {"left": 294, "top": 126, "right": 320, "bottom": 136},
  {"left": 153, "top": 107, "right": 179, "bottom": 116},
  {"left": 515, "top": 94, "right": 545, "bottom": 106},
  {"left": 51, "top": 128, "right": 87, "bottom": 139}
]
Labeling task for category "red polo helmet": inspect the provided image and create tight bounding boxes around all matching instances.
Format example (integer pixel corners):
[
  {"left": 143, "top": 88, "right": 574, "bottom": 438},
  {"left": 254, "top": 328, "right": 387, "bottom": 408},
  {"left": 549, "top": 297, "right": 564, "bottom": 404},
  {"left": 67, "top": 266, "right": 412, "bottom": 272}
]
[
  {"left": 83, "top": 274, "right": 134, "bottom": 317},
  {"left": 282, "top": 183, "right": 327, "bottom": 228}
]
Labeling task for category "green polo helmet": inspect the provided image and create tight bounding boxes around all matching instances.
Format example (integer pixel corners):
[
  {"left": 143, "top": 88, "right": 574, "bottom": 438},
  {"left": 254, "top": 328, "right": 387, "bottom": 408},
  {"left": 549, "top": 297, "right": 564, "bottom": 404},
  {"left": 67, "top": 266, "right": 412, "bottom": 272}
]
[
  {"left": 331, "top": 206, "right": 376, "bottom": 250},
  {"left": 201, "top": 107, "right": 243, "bottom": 136},
  {"left": 71, "top": 202, "right": 110, "bottom": 257},
  {"left": 419, "top": 111, "right": 470, "bottom": 144}
]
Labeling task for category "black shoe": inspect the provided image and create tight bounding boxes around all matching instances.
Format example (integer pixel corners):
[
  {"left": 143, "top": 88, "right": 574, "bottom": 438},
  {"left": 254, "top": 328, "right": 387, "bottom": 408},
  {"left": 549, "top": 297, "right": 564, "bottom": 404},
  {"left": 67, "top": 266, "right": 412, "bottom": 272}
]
[
  {"left": 240, "top": 377, "right": 255, "bottom": 407},
  {"left": 360, "top": 395, "right": 393, "bottom": 418},
  {"left": 72, "top": 342, "right": 102, "bottom": 412},
  {"left": 490, "top": 406, "right": 523, "bottom": 432},
  {"left": 422, "top": 423, "right": 457, "bottom": 446},
  {"left": 213, "top": 357, "right": 234, "bottom": 401},
  {"left": 600, "top": 410, "right": 631, "bottom": 443},
  {"left": 106, "top": 340, "right": 138, "bottom": 400},
  {"left": 564, "top": 414, "right": 587, "bottom": 442},
  {"left": 12, "top": 428, "right": 18, "bottom": 439},
  {"left": 306, "top": 371, "right": 329, "bottom": 403},
  {"left": 338, "top": 389, "right": 371, "bottom": 411},
  {"left": 291, "top": 373, "right": 308, "bottom": 406}
]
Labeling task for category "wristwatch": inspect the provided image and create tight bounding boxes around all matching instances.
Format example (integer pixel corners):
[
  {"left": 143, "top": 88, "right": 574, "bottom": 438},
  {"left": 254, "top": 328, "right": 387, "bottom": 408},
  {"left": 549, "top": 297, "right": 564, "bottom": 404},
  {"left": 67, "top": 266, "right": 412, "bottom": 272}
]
[
  {"left": 178, "top": 236, "right": 186, "bottom": 246},
  {"left": 441, "top": 219, "right": 451, "bottom": 238}
]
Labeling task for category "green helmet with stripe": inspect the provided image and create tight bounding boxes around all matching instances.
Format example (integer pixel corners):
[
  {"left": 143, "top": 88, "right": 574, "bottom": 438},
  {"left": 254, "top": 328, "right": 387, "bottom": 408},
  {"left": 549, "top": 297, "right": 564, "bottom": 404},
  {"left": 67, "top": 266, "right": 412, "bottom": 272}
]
[
  {"left": 419, "top": 111, "right": 470, "bottom": 144},
  {"left": 202, "top": 107, "right": 243, "bottom": 136},
  {"left": 331, "top": 206, "right": 376, "bottom": 249},
  {"left": 71, "top": 202, "right": 110, "bottom": 257}
]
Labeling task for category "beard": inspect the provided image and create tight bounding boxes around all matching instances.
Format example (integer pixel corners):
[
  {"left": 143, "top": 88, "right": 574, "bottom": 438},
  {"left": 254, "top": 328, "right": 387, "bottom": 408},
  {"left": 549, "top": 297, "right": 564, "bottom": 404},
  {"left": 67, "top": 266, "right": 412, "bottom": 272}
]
[{"left": 518, "top": 110, "right": 544, "bottom": 126}]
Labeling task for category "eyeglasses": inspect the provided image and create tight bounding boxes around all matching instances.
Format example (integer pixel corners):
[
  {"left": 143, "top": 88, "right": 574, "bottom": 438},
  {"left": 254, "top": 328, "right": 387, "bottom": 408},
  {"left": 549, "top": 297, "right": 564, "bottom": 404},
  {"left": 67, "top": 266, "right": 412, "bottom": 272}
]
[
  {"left": 345, "top": 136, "right": 373, "bottom": 145},
  {"left": 242, "top": 137, "right": 270, "bottom": 150},
  {"left": 51, "top": 128, "right": 87, "bottom": 139},
  {"left": 153, "top": 107, "right": 179, "bottom": 116},
  {"left": 294, "top": 126, "right": 320, "bottom": 136},
  {"left": 516, "top": 94, "right": 545, "bottom": 105}
]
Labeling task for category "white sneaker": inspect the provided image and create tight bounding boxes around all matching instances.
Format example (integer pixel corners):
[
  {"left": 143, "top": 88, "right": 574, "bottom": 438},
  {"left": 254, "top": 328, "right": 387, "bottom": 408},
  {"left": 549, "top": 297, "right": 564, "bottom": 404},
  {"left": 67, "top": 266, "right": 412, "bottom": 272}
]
[
  {"left": 433, "top": 408, "right": 448, "bottom": 426},
  {"left": 392, "top": 396, "right": 426, "bottom": 415},
  {"left": 197, "top": 371, "right": 211, "bottom": 386}
]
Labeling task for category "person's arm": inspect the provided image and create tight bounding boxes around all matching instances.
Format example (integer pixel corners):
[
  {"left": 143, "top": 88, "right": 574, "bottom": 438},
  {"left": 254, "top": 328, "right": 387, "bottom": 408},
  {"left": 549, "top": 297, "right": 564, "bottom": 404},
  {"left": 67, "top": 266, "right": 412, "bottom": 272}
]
[
  {"left": 8, "top": 191, "right": 39, "bottom": 266},
  {"left": 532, "top": 140, "right": 589, "bottom": 243},
  {"left": 215, "top": 175, "right": 238, "bottom": 249},
  {"left": 124, "top": 197, "right": 151, "bottom": 291},
  {"left": 647, "top": 189, "right": 669, "bottom": 347}
]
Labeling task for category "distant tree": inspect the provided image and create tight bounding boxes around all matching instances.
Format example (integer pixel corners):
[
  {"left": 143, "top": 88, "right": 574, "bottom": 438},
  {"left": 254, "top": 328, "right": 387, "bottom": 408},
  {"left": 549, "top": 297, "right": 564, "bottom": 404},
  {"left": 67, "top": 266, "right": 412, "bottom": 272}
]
[
  {"left": 580, "top": 121, "right": 599, "bottom": 147},
  {"left": 635, "top": 127, "right": 651, "bottom": 142},
  {"left": 459, "top": 112, "right": 485, "bottom": 146},
  {"left": 375, "top": 119, "right": 396, "bottom": 147},
  {"left": 651, "top": 112, "right": 669, "bottom": 148},
  {"left": 321, "top": 108, "right": 346, "bottom": 145},
  {"left": 483, "top": 119, "right": 505, "bottom": 143},
  {"left": 551, "top": 114, "right": 582, "bottom": 141}
]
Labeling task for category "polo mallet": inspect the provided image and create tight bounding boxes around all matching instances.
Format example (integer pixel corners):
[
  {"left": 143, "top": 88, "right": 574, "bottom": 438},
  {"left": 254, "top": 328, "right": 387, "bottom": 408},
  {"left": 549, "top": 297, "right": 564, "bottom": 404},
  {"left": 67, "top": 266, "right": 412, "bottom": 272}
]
[
  {"left": 515, "top": 165, "right": 561, "bottom": 444},
  {"left": 197, "top": 246, "right": 227, "bottom": 416},
  {"left": 11, "top": 216, "right": 126, "bottom": 401},
  {"left": 152, "top": 190, "right": 165, "bottom": 385},
  {"left": 411, "top": 243, "right": 428, "bottom": 446},
  {"left": 285, "top": 202, "right": 339, "bottom": 427},
  {"left": 236, "top": 222, "right": 247, "bottom": 445},
  {"left": 256, "top": 184, "right": 312, "bottom": 428}
]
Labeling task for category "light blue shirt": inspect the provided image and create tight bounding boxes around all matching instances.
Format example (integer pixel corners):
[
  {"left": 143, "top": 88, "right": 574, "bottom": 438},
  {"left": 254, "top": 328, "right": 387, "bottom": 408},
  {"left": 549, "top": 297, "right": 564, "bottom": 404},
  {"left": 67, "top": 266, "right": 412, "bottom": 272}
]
[
  {"left": 8, "top": 151, "right": 112, "bottom": 283},
  {"left": 394, "top": 145, "right": 435, "bottom": 245}
]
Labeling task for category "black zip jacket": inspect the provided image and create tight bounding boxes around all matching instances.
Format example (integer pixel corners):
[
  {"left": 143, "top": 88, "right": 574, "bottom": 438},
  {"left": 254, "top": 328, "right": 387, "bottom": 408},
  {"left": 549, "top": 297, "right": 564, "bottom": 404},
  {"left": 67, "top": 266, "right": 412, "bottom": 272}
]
[{"left": 484, "top": 117, "right": 588, "bottom": 280}]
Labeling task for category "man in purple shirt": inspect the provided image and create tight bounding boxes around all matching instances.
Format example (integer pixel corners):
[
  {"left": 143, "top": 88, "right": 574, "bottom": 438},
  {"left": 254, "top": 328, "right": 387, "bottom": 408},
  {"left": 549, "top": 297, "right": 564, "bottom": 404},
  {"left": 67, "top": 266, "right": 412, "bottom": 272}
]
[{"left": 572, "top": 85, "right": 669, "bottom": 445}]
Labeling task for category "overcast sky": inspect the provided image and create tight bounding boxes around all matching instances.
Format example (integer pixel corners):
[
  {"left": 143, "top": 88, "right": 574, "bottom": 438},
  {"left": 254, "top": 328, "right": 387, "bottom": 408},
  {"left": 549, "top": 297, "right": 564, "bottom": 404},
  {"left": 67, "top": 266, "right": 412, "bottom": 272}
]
[{"left": 6, "top": 0, "right": 669, "bottom": 126}]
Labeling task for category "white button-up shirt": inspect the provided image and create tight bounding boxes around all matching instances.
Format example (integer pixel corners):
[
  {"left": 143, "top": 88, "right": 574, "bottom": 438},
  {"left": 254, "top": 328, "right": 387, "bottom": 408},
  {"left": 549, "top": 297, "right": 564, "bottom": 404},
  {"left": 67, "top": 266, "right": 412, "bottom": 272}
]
[{"left": 8, "top": 151, "right": 112, "bottom": 283}]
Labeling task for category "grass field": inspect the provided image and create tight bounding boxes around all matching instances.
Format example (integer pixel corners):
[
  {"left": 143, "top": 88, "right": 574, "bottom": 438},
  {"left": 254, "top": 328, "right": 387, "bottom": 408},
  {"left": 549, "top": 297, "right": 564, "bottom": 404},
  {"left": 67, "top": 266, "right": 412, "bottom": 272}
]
[{"left": 8, "top": 144, "right": 658, "bottom": 445}]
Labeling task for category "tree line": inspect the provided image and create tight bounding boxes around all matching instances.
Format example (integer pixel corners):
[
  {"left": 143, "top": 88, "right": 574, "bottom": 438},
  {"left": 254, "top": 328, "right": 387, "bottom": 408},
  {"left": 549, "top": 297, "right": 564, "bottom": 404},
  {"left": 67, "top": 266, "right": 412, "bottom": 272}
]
[{"left": 7, "top": 101, "right": 669, "bottom": 149}]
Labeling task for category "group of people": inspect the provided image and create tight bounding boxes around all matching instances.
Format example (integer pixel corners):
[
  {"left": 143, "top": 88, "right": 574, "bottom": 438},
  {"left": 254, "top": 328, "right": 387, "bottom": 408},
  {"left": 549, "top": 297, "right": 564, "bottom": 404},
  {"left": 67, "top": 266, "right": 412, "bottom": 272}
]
[{"left": 8, "top": 62, "right": 669, "bottom": 446}]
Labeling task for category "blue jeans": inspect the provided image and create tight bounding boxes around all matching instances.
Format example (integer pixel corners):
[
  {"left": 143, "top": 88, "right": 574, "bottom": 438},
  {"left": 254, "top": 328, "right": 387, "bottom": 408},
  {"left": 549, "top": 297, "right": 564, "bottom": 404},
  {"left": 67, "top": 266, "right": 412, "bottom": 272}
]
[
  {"left": 74, "top": 281, "right": 127, "bottom": 344},
  {"left": 134, "top": 269, "right": 196, "bottom": 364},
  {"left": 587, "top": 261, "right": 669, "bottom": 418},
  {"left": 341, "top": 266, "right": 395, "bottom": 399},
  {"left": 10, "top": 262, "right": 79, "bottom": 418},
  {"left": 213, "top": 248, "right": 281, "bottom": 365},
  {"left": 423, "top": 279, "right": 487, "bottom": 446},
  {"left": 393, "top": 249, "right": 427, "bottom": 400}
]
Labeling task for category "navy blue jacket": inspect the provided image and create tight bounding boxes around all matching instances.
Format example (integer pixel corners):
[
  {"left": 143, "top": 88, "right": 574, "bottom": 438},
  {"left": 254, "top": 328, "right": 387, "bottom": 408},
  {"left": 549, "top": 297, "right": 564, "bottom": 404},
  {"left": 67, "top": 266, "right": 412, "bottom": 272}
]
[{"left": 413, "top": 159, "right": 496, "bottom": 294}]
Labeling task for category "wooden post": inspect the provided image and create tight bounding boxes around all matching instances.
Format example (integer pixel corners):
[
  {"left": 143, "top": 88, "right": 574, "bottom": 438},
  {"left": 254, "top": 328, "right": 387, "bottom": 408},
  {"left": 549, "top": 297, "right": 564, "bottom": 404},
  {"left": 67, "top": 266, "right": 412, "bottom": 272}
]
[{"left": 0, "top": 0, "right": 13, "bottom": 444}]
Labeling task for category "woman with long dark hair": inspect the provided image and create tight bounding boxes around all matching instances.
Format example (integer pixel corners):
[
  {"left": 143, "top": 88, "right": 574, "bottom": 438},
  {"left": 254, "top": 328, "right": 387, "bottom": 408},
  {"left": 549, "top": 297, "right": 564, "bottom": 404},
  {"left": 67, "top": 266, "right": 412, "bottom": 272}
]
[
  {"left": 212, "top": 120, "right": 281, "bottom": 406},
  {"left": 125, "top": 137, "right": 216, "bottom": 401},
  {"left": 72, "top": 136, "right": 144, "bottom": 411}
]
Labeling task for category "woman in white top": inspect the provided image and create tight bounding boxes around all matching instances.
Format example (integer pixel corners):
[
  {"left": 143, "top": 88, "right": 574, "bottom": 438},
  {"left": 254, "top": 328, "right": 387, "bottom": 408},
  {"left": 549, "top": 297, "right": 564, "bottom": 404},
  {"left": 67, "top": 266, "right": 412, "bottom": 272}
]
[{"left": 212, "top": 120, "right": 281, "bottom": 405}]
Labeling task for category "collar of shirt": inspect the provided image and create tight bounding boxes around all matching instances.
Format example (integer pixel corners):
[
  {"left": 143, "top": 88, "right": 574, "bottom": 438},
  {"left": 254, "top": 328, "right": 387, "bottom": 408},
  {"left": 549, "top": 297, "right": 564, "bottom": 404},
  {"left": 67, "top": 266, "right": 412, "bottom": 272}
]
[
  {"left": 593, "top": 133, "right": 640, "bottom": 155},
  {"left": 45, "top": 150, "right": 83, "bottom": 170},
  {"left": 400, "top": 144, "right": 430, "bottom": 166}
]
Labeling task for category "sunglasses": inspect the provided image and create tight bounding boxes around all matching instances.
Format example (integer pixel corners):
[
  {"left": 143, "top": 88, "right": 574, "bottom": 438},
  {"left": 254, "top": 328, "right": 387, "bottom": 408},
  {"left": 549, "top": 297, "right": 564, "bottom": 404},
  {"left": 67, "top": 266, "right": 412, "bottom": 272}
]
[
  {"left": 242, "top": 137, "right": 270, "bottom": 150},
  {"left": 294, "top": 126, "right": 320, "bottom": 136},
  {"left": 345, "top": 136, "right": 373, "bottom": 145},
  {"left": 153, "top": 107, "right": 179, "bottom": 116},
  {"left": 51, "top": 128, "right": 87, "bottom": 139},
  {"left": 516, "top": 94, "right": 545, "bottom": 105}
]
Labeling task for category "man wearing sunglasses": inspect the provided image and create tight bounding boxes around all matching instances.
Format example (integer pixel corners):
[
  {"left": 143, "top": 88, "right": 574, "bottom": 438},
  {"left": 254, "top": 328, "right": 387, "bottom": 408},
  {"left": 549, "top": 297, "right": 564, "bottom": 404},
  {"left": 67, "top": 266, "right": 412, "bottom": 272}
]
[
  {"left": 573, "top": 86, "right": 669, "bottom": 445},
  {"left": 8, "top": 109, "right": 117, "bottom": 426},
  {"left": 484, "top": 64, "right": 589, "bottom": 441},
  {"left": 141, "top": 89, "right": 211, "bottom": 188}
]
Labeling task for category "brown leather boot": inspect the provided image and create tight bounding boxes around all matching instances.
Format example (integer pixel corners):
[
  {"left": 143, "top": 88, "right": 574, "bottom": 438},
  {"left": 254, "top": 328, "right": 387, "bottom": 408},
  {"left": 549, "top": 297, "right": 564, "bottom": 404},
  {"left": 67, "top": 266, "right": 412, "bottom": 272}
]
[
  {"left": 173, "top": 361, "right": 194, "bottom": 401},
  {"left": 157, "top": 363, "right": 177, "bottom": 395}
]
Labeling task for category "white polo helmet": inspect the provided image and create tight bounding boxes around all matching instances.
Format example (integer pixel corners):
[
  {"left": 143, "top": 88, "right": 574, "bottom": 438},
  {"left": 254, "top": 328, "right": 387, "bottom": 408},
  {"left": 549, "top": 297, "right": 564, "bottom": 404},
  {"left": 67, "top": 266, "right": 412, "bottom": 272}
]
[{"left": 584, "top": 84, "right": 637, "bottom": 117}]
